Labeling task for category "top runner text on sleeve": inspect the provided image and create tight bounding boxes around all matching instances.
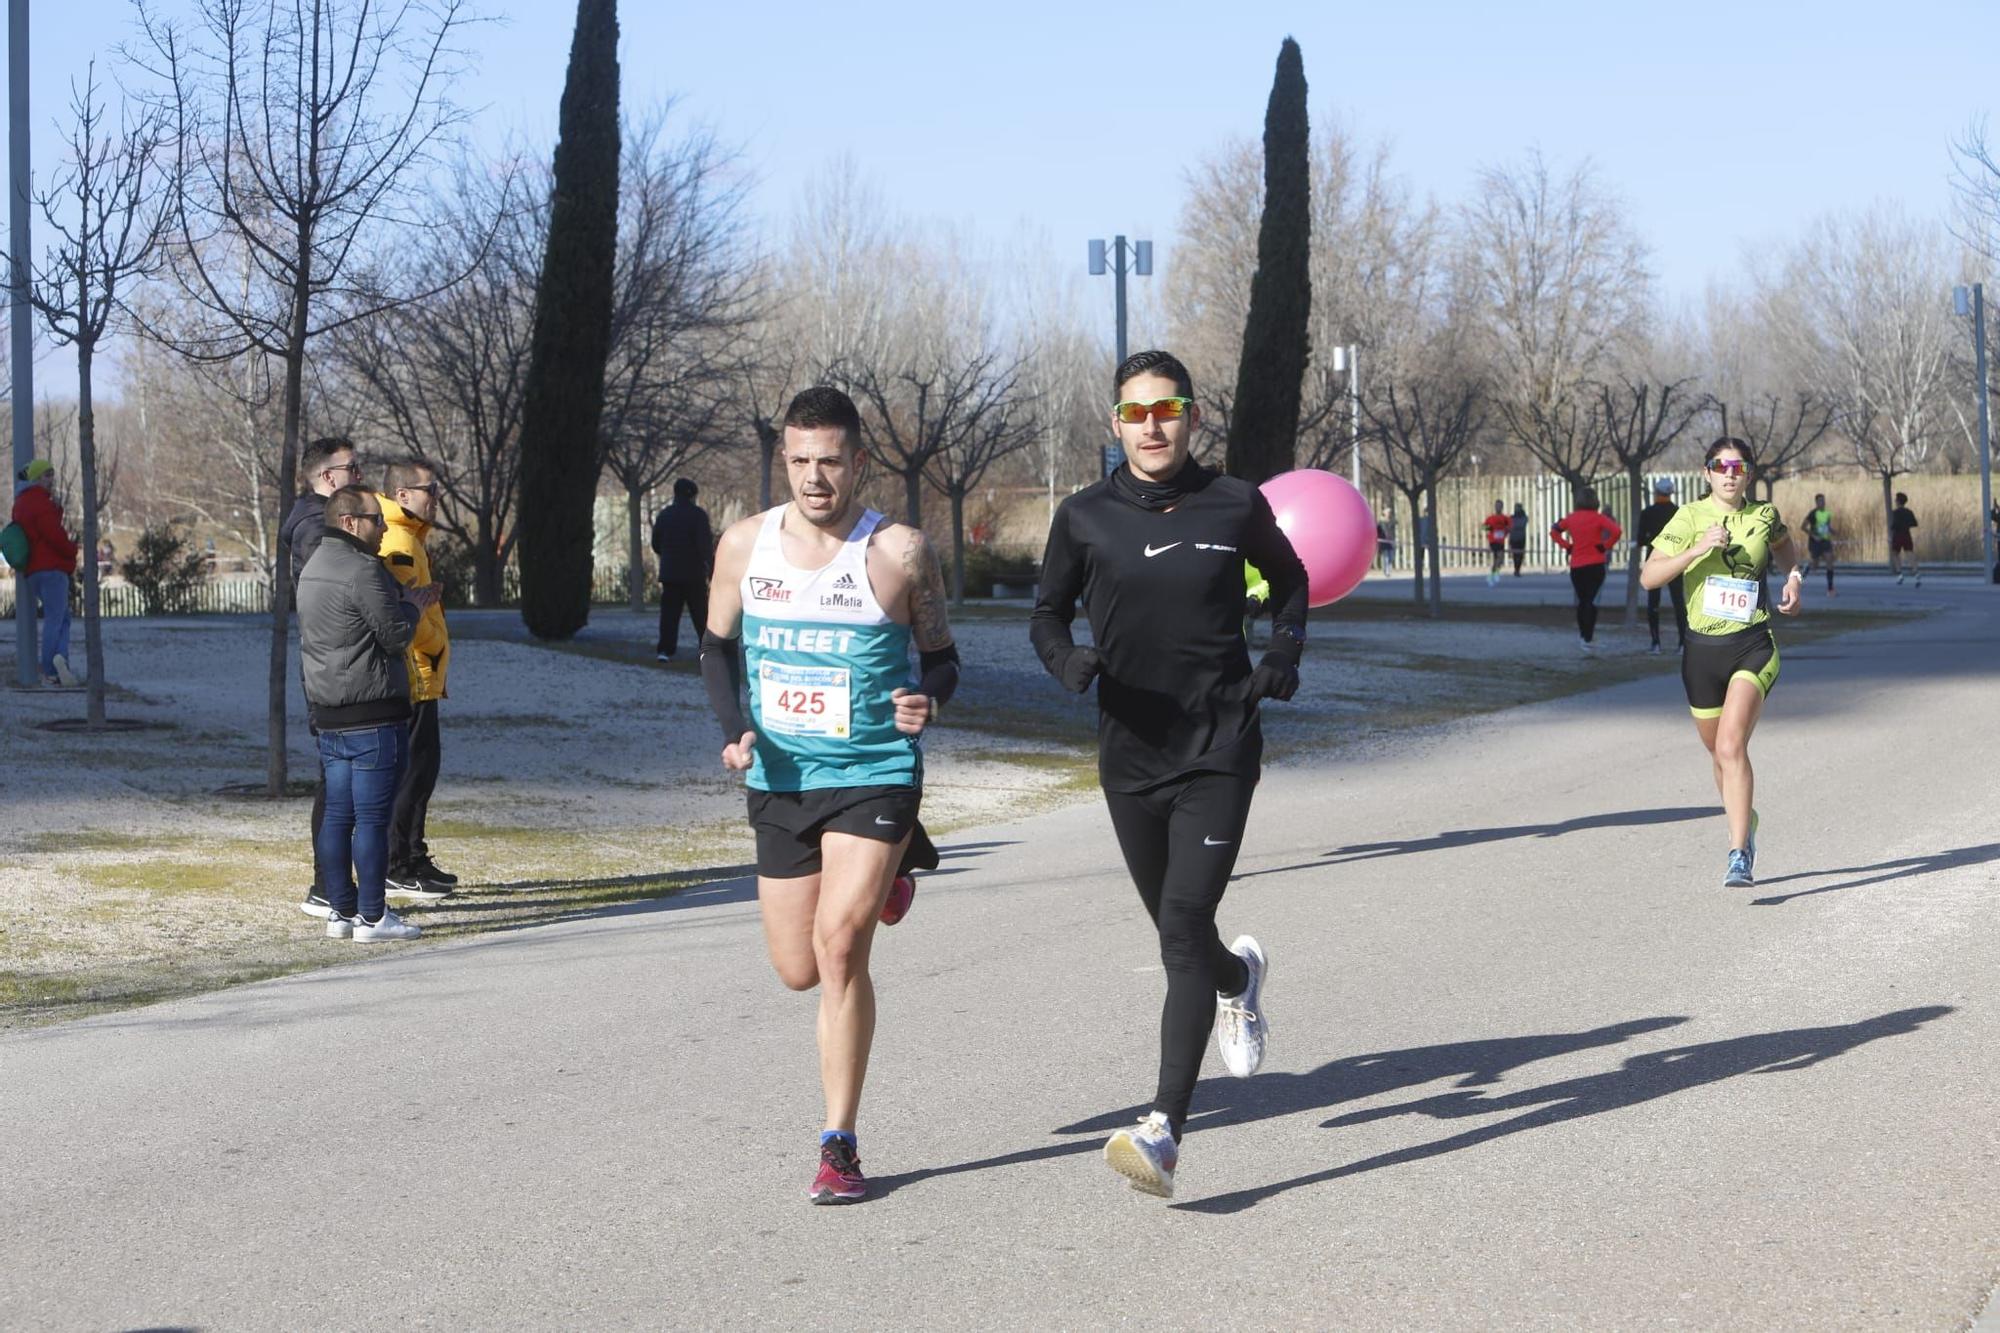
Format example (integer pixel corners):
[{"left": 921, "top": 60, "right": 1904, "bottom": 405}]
[{"left": 1029, "top": 466, "right": 1308, "bottom": 793}]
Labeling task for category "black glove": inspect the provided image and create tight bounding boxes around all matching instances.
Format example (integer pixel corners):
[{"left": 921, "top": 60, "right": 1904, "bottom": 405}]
[
  {"left": 1246, "top": 653, "right": 1299, "bottom": 702},
  {"left": 1057, "top": 645, "right": 1101, "bottom": 694}
]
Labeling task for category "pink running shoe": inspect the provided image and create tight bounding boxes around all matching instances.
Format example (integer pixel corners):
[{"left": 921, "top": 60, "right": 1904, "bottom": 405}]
[
  {"left": 880, "top": 874, "right": 916, "bottom": 926},
  {"left": 809, "top": 1137, "right": 866, "bottom": 1204}
]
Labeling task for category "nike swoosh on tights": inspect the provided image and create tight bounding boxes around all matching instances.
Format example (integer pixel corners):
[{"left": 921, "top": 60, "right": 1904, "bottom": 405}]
[
  {"left": 1143, "top": 543, "right": 1182, "bottom": 558},
  {"left": 1203, "top": 836, "right": 1231, "bottom": 846}
]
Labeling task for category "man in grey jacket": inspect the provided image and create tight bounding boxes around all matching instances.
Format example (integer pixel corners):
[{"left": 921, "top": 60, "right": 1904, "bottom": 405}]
[
  {"left": 287, "top": 437, "right": 363, "bottom": 920},
  {"left": 297, "top": 485, "right": 438, "bottom": 942}
]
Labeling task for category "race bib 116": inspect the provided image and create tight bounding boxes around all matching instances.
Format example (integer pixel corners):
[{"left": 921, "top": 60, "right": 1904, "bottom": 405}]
[{"left": 1703, "top": 575, "right": 1757, "bottom": 624}]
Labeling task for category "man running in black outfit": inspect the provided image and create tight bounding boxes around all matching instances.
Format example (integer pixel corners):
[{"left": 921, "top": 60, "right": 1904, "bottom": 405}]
[
  {"left": 1030, "top": 349, "right": 1309, "bottom": 1199},
  {"left": 1636, "top": 477, "right": 1687, "bottom": 655}
]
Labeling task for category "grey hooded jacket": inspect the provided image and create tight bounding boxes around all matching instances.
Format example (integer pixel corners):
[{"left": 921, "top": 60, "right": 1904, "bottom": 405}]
[{"left": 297, "top": 527, "right": 419, "bottom": 730}]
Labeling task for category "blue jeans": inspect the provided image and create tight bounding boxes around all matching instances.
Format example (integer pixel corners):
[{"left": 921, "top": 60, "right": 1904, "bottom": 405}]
[
  {"left": 315, "top": 722, "right": 409, "bottom": 922},
  {"left": 26, "top": 570, "right": 70, "bottom": 678}
]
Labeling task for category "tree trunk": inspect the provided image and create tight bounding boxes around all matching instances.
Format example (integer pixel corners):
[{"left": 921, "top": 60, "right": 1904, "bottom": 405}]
[
  {"left": 903, "top": 468, "right": 923, "bottom": 532},
  {"left": 77, "top": 339, "right": 106, "bottom": 727},
  {"left": 626, "top": 483, "right": 647, "bottom": 612},
  {"left": 1879, "top": 470, "right": 1895, "bottom": 557},
  {"left": 1621, "top": 464, "right": 1643, "bottom": 627},
  {"left": 474, "top": 511, "right": 502, "bottom": 607},
  {"left": 1423, "top": 482, "right": 1442, "bottom": 618},
  {"left": 1401, "top": 487, "right": 1424, "bottom": 605},
  {"left": 948, "top": 487, "right": 966, "bottom": 605},
  {"left": 757, "top": 423, "right": 777, "bottom": 511},
  {"left": 267, "top": 261, "right": 313, "bottom": 796}
]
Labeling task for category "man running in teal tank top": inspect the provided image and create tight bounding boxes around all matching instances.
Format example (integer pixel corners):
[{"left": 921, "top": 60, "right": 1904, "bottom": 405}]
[{"left": 699, "top": 385, "right": 959, "bottom": 1205}]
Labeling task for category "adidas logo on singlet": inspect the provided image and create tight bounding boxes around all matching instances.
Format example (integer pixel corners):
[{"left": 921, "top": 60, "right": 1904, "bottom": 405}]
[{"left": 833, "top": 572, "right": 857, "bottom": 589}]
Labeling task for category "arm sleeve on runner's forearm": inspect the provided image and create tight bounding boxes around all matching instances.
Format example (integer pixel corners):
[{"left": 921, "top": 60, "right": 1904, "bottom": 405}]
[
  {"left": 699, "top": 629, "right": 751, "bottom": 740},
  {"left": 916, "top": 643, "right": 960, "bottom": 706},
  {"left": 1242, "top": 490, "right": 1309, "bottom": 668}
]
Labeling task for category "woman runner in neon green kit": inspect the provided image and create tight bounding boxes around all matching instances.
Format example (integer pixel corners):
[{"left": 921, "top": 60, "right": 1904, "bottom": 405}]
[{"left": 1640, "top": 437, "right": 1805, "bottom": 889}]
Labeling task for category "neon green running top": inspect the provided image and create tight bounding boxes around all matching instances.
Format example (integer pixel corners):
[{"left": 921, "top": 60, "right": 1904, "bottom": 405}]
[{"left": 1651, "top": 495, "right": 1791, "bottom": 637}]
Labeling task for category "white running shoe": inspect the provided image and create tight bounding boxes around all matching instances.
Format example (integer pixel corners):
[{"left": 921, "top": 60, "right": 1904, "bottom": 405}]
[
  {"left": 52, "top": 654, "right": 81, "bottom": 687},
  {"left": 325, "top": 912, "right": 355, "bottom": 940},
  {"left": 1215, "top": 935, "right": 1269, "bottom": 1078},
  {"left": 353, "top": 910, "right": 422, "bottom": 942},
  {"left": 1104, "top": 1111, "right": 1178, "bottom": 1197}
]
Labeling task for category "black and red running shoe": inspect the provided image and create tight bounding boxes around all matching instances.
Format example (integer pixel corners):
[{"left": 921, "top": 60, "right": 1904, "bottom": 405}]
[
  {"left": 880, "top": 874, "right": 916, "bottom": 926},
  {"left": 809, "top": 1137, "right": 866, "bottom": 1204}
]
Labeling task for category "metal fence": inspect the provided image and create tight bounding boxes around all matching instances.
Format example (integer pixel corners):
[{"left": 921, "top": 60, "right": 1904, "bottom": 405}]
[
  {"left": 1371, "top": 471, "right": 1707, "bottom": 573},
  {"left": 1, "top": 566, "right": 649, "bottom": 618}
]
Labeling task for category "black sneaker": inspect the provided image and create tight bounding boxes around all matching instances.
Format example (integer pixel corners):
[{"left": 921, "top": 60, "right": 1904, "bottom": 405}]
[
  {"left": 384, "top": 872, "right": 451, "bottom": 902},
  {"left": 413, "top": 856, "right": 459, "bottom": 886},
  {"left": 300, "top": 888, "right": 333, "bottom": 919}
]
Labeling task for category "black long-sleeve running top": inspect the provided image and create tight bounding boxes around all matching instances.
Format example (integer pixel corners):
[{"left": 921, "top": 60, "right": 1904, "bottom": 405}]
[{"left": 1030, "top": 464, "right": 1309, "bottom": 793}]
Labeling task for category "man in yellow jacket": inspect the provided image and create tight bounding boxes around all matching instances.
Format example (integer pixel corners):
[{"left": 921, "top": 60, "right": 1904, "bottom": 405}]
[{"left": 378, "top": 459, "right": 455, "bottom": 900}]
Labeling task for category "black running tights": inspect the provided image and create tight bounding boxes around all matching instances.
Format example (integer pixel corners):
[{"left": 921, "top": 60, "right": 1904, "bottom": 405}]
[
  {"left": 1103, "top": 771, "right": 1256, "bottom": 1137},
  {"left": 1571, "top": 564, "right": 1608, "bottom": 641}
]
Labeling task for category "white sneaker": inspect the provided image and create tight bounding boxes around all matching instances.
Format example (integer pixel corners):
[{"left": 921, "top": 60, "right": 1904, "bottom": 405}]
[
  {"left": 1104, "top": 1111, "right": 1179, "bottom": 1197},
  {"left": 353, "top": 910, "right": 422, "bottom": 942},
  {"left": 325, "top": 912, "right": 355, "bottom": 940},
  {"left": 1896, "top": 573, "right": 1906, "bottom": 585},
  {"left": 1578, "top": 638, "right": 1596, "bottom": 656},
  {"left": 52, "top": 654, "right": 81, "bottom": 686},
  {"left": 1215, "top": 935, "right": 1270, "bottom": 1077}
]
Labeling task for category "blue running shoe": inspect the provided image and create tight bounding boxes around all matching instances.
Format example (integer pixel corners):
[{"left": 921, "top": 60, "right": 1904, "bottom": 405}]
[{"left": 1723, "top": 849, "right": 1754, "bottom": 888}]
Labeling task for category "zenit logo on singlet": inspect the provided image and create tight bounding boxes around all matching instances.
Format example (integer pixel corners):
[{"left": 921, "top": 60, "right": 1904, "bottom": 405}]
[{"left": 741, "top": 506, "right": 918, "bottom": 794}]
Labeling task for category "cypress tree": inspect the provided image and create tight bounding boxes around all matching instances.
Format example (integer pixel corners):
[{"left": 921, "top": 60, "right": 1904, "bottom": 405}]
[
  {"left": 517, "top": 0, "right": 621, "bottom": 638},
  {"left": 1225, "top": 37, "right": 1311, "bottom": 485}
]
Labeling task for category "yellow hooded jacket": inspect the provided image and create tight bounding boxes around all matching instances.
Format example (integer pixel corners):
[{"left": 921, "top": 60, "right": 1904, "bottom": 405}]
[{"left": 376, "top": 492, "right": 449, "bottom": 702}]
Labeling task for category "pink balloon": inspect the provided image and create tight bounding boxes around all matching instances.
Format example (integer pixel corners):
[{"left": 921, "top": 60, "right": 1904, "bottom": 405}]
[{"left": 1259, "top": 469, "right": 1375, "bottom": 607}]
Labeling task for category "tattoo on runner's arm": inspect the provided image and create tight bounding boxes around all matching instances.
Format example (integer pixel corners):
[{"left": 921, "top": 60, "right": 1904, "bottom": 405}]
[{"left": 904, "top": 531, "right": 955, "bottom": 652}]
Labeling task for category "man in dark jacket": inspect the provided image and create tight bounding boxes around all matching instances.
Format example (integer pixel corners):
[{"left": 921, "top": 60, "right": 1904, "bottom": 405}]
[
  {"left": 297, "top": 484, "right": 436, "bottom": 942},
  {"left": 286, "top": 437, "right": 363, "bottom": 920},
  {"left": 651, "top": 477, "right": 714, "bottom": 661},
  {"left": 1636, "top": 476, "right": 1687, "bottom": 654}
]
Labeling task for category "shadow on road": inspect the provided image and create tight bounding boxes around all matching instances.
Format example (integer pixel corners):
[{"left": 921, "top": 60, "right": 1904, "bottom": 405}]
[
  {"left": 1172, "top": 1005, "right": 1951, "bottom": 1215},
  {"left": 419, "top": 839, "right": 1017, "bottom": 941},
  {"left": 1234, "top": 806, "right": 1713, "bottom": 879},
  {"left": 872, "top": 1016, "right": 1688, "bottom": 1200},
  {"left": 1749, "top": 843, "right": 2000, "bottom": 905}
]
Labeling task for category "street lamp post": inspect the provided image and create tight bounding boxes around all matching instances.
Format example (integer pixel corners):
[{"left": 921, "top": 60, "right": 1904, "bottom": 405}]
[
  {"left": 1954, "top": 283, "right": 1993, "bottom": 582},
  {"left": 1330, "top": 343, "right": 1361, "bottom": 491},
  {"left": 1088, "top": 235, "right": 1152, "bottom": 476},
  {"left": 9, "top": 0, "right": 34, "bottom": 685}
]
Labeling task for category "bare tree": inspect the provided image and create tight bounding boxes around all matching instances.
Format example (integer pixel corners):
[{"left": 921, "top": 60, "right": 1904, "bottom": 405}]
[
  {"left": 596, "top": 111, "right": 757, "bottom": 611},
  {"left": 1761, "top": 207, "right": 1958, "bottom": 534},
  {"left": 329, "top": 155, "right": 534, "bottom": 605},
  {"left": 28, "top": 66, "right": 174, "bottom": 725},
  {"left": 1364, "top": 364, "right": 1486, "bottom": 616},
  {"left": 1599, "top": 376, "right": 1700, "bottom": 622},
  {"left": 1463, "top": 151, "right": 1650, "bottom": 496},
  {"left": 133, "top": 0, "right": 480, "bottom": 793},
  {"left": 1713, "top": 390, "right": 1836, "bottom": 500},
  {"left": 922, "top": 354, "right": 1037, "bottom": 601}
]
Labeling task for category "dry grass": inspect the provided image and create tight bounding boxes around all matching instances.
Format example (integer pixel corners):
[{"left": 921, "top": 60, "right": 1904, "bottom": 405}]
[{"left": 1767, "top": 475, "right": 1987, "bottom": 564}]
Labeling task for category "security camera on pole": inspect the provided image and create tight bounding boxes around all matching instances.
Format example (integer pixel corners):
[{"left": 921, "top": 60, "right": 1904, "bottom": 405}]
[{"left": 1088, "top": 235, "right": 1152, "bottom": 477}]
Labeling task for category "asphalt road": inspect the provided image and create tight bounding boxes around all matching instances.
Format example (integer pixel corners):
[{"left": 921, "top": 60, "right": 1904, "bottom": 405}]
[{"left": 5, "top": 585, "right": 1998, "bottom": 1330}]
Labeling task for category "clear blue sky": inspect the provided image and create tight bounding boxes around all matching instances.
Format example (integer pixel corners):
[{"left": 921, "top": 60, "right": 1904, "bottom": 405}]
[{"left": 13, "top": 0, "right": 1999, "bottom": 348}]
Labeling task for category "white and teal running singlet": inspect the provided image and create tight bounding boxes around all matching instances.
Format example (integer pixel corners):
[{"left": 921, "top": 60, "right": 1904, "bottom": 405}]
[{"left": 741, "top": 505, "right": 918, "bottom": 793}]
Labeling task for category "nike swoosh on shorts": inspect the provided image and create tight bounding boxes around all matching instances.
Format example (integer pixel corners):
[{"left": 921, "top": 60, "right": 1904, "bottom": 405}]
[
  {"left": 875, "top": 816, "right": 897, "bottom": 826},
  {"left": 1204, "top": 836, "right": 1231, "bottom": 846}
]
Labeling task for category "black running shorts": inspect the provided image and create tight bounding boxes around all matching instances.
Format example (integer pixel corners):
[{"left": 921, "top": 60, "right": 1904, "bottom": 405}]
[
  {"left": 746, "top": 783, "right": 921, "bottom": 878},
  {"left": 1808, "top": 537, "right": 1833, "bottom": 559},
  {"left": 1681, "top": 623, "right": 1779, "bottom": 718}
]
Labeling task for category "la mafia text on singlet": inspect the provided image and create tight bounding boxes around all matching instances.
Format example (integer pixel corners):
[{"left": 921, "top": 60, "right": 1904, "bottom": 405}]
[{"left": 740, "top": 506, "right": 918, "bottom": 792}]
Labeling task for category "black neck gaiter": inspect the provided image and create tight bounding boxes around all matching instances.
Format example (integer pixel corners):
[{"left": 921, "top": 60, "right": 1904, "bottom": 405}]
[{"left": 1108, "top": 459, "right": 1211, "bottom": 512}]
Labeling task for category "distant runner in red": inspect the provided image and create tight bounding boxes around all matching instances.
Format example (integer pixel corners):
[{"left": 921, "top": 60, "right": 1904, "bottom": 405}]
[
  {"left": 1551, "top": 489, "right": 1622, "bottom": 655},
  {"left": 1481, "top": 502, "right": 1511, "bottom": 587}
]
